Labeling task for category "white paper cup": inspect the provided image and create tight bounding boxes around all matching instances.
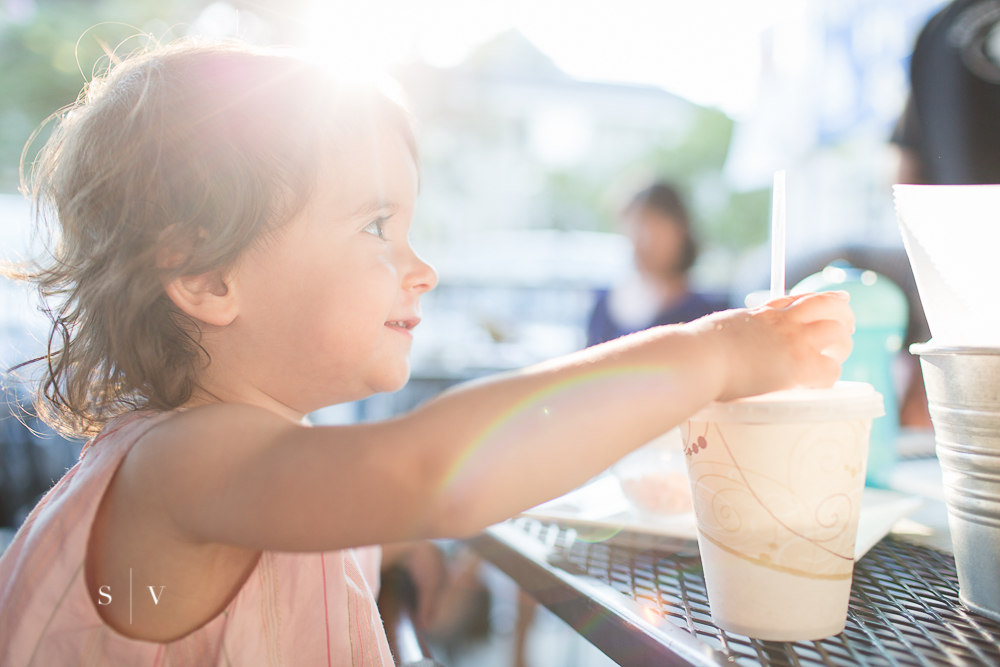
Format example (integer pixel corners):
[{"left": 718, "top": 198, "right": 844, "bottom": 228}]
[{"left": 682, "top": 382, "right": 884, "bottom": 641}]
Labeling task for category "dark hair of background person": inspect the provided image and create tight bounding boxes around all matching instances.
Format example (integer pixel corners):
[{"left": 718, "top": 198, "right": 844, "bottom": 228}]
[{"left": 624, "top": 182, "right": 698, "bottom": 273}]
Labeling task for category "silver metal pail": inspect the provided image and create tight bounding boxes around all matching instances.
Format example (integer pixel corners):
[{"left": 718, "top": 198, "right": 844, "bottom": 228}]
[{"left": 911, "top": 344, "right": 1000, "bottom": 622}]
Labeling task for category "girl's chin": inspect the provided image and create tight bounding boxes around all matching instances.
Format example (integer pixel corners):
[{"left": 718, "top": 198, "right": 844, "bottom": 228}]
[
  {"left": 306, "top": 357, "right": 413, "bottom": 406},
  {"left": 370, "top": 365, "right": 412, "bottom": 395}
]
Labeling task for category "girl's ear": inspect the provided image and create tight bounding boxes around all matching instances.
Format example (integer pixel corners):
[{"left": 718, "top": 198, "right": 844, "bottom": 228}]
[{"left": 164, "top": 270, "right": 239, "bottom": 327}]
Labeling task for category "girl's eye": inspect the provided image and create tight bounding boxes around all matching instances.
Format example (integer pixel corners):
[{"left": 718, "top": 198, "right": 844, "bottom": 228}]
[{"left": 363, "top": 218, "right": 386, "bottom": 239}]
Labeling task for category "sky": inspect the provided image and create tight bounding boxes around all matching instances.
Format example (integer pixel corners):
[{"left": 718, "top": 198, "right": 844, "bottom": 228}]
[{"left": 296, "top": 0, "right": 806, "bottom": 117}]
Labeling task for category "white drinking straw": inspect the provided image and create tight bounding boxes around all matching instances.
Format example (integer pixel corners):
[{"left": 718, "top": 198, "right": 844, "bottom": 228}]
[{"left": 770, "top": 170, "right": 786, "bottom": 300}]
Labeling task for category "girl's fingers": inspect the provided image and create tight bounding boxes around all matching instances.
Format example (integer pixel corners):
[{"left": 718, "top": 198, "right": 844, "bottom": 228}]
[
  {"left": 783, "top": 291, "right": 854, "bottom": 329},
  {"left": 803, "top": 319, "right": 853, "bottom": 364},
  {"left": 800, "top": 352, "right": 842, "bottom": 388},
  {"left": 759, "top": 294, "right": 801, "bottom": 310}
]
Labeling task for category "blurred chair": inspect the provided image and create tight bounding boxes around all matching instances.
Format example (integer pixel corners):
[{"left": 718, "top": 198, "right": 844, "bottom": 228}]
[
  {"left": 378, "top": 565, "right": 445, "bottom": 667},
  {"left": 0, "top": 393, "right": 82, "bottom": 531}
]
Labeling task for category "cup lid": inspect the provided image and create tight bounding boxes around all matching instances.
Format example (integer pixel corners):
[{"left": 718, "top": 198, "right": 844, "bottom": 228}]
[{"left": 689, "top": 381, "right": 885, "bottom": 423}]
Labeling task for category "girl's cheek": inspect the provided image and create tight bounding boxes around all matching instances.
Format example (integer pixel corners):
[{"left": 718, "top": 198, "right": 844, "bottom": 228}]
[{"left": 379, "top": 249, "right": 405, "bottom": 279}]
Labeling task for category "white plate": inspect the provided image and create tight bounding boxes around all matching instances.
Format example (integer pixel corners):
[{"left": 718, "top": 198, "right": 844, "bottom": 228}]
[{"left": 522, "top": 475, "right": 923, "bottom": 561}]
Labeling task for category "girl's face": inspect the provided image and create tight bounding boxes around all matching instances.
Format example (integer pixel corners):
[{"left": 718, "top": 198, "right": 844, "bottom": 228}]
[{"left": 222, "top": 128, "right": 437, "bottom": 414}]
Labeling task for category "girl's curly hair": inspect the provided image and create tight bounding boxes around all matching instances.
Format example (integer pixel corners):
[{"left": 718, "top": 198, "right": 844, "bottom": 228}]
[{"left": 7, "top": 39, "right": 416, "bottom": 438}]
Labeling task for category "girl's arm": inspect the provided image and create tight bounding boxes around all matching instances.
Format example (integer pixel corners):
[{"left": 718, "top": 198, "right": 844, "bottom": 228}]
[{"left": 126, "top": 292, "right": 853, "bottom": 552}]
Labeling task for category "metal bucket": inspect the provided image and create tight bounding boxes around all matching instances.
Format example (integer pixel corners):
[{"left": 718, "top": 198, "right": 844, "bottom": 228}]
[{"left": 911, "top": 344, "right": 1000, "bottom": 622}]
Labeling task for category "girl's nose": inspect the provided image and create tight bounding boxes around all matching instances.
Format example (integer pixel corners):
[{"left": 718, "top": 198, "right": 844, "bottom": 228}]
[{"left": 405, "top": 248, "right": 438, "bottom": 294}]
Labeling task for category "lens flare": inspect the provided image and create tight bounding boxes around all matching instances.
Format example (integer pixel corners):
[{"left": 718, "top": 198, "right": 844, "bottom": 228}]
[{"left": 438, "top": 365, "right": 679, "bottom": 505}]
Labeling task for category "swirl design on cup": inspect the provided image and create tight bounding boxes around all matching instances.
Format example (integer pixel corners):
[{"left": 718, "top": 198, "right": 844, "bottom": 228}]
[{"left": 685, "top": 420, "right": 869, "bottom": 579}]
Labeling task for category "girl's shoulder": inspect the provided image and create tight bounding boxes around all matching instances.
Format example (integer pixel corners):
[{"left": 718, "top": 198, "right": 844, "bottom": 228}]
[
  {"left": 97, "top": 403, "right": 296, "bottom": 530},
  {"left": 80, "top": 409, "right": 176, "bottom": 458},
  {"left": 120, "top": 402, "right": 298, "bottom": 478}
]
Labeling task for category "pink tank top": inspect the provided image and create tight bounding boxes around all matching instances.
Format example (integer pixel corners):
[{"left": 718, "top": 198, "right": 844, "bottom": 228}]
[{"left": 0, "top": 410, "right": 395, "bottom": 666}]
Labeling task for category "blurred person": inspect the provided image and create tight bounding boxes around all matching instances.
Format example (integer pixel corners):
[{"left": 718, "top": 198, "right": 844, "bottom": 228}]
[
  {"left": 893, "top": 0, "right": 1000, "bottom": 184},
  {"left": 0, "top": 41, "right": 853, "bottom": 665},
  {"left": 587, "top": 182, "right": 728, "bottom": 347}
]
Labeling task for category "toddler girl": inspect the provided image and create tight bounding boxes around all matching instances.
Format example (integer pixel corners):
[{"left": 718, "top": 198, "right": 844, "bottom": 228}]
[{"left": 0, "top": 40, "right": 853, "bottom": 666}]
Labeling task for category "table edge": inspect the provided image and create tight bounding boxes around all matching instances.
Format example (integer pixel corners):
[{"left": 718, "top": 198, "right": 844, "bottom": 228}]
[{"left": 468, "top": 521, "right": 731, "bottom": 667}]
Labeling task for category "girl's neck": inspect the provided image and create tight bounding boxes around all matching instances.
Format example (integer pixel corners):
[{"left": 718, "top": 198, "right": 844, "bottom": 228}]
[{"left": 182, "top": 384, "right": 306, "bottom": 423}]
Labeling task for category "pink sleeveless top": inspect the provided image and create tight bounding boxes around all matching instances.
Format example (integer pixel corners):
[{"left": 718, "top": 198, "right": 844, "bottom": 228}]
[{"left": 0, "top": 411, "right": 395, "bottom": 666}]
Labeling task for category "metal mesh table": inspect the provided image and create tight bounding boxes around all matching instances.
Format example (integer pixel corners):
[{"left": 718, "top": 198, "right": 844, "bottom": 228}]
[{"left": 469, "top": 518, "right": 1000, "bottom": 667}]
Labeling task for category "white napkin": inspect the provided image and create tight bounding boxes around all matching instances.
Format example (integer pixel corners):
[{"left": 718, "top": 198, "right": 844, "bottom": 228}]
[{"left": 894, "top": 184, "right": 1000, "bottom": 346}]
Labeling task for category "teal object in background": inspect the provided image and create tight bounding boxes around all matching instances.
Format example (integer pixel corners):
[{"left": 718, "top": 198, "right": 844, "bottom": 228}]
[{"left": 792, "top": 261, "right": 908, "bottom": 487}]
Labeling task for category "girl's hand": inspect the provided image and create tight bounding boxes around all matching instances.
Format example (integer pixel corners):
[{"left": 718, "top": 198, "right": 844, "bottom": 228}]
[{"left": 689, "top": 291, "right": 855, "bottom": 402}]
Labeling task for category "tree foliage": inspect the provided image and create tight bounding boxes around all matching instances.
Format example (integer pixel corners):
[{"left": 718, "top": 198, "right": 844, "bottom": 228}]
[{"left": 0, "top": 0, "right": 202, "bottom": 191}]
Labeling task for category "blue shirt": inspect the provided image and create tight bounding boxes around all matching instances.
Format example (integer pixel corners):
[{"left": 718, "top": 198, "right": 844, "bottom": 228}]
[{"left": 586, "top": 290, "right": 728, "bottom": 347}]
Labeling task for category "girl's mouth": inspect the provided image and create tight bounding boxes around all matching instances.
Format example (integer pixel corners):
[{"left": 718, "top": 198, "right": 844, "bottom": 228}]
[{"left": 385, "top": 318, "right": 419, "bottom": 334}]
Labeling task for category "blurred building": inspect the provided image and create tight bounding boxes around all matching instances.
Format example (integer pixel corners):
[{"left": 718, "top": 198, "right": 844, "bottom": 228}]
[
  {"left": 726, "top": 0, "right": 947, "bottom": 300},
  {"left": 396, "top": 30, "right": 702, "bottom": 237}
]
